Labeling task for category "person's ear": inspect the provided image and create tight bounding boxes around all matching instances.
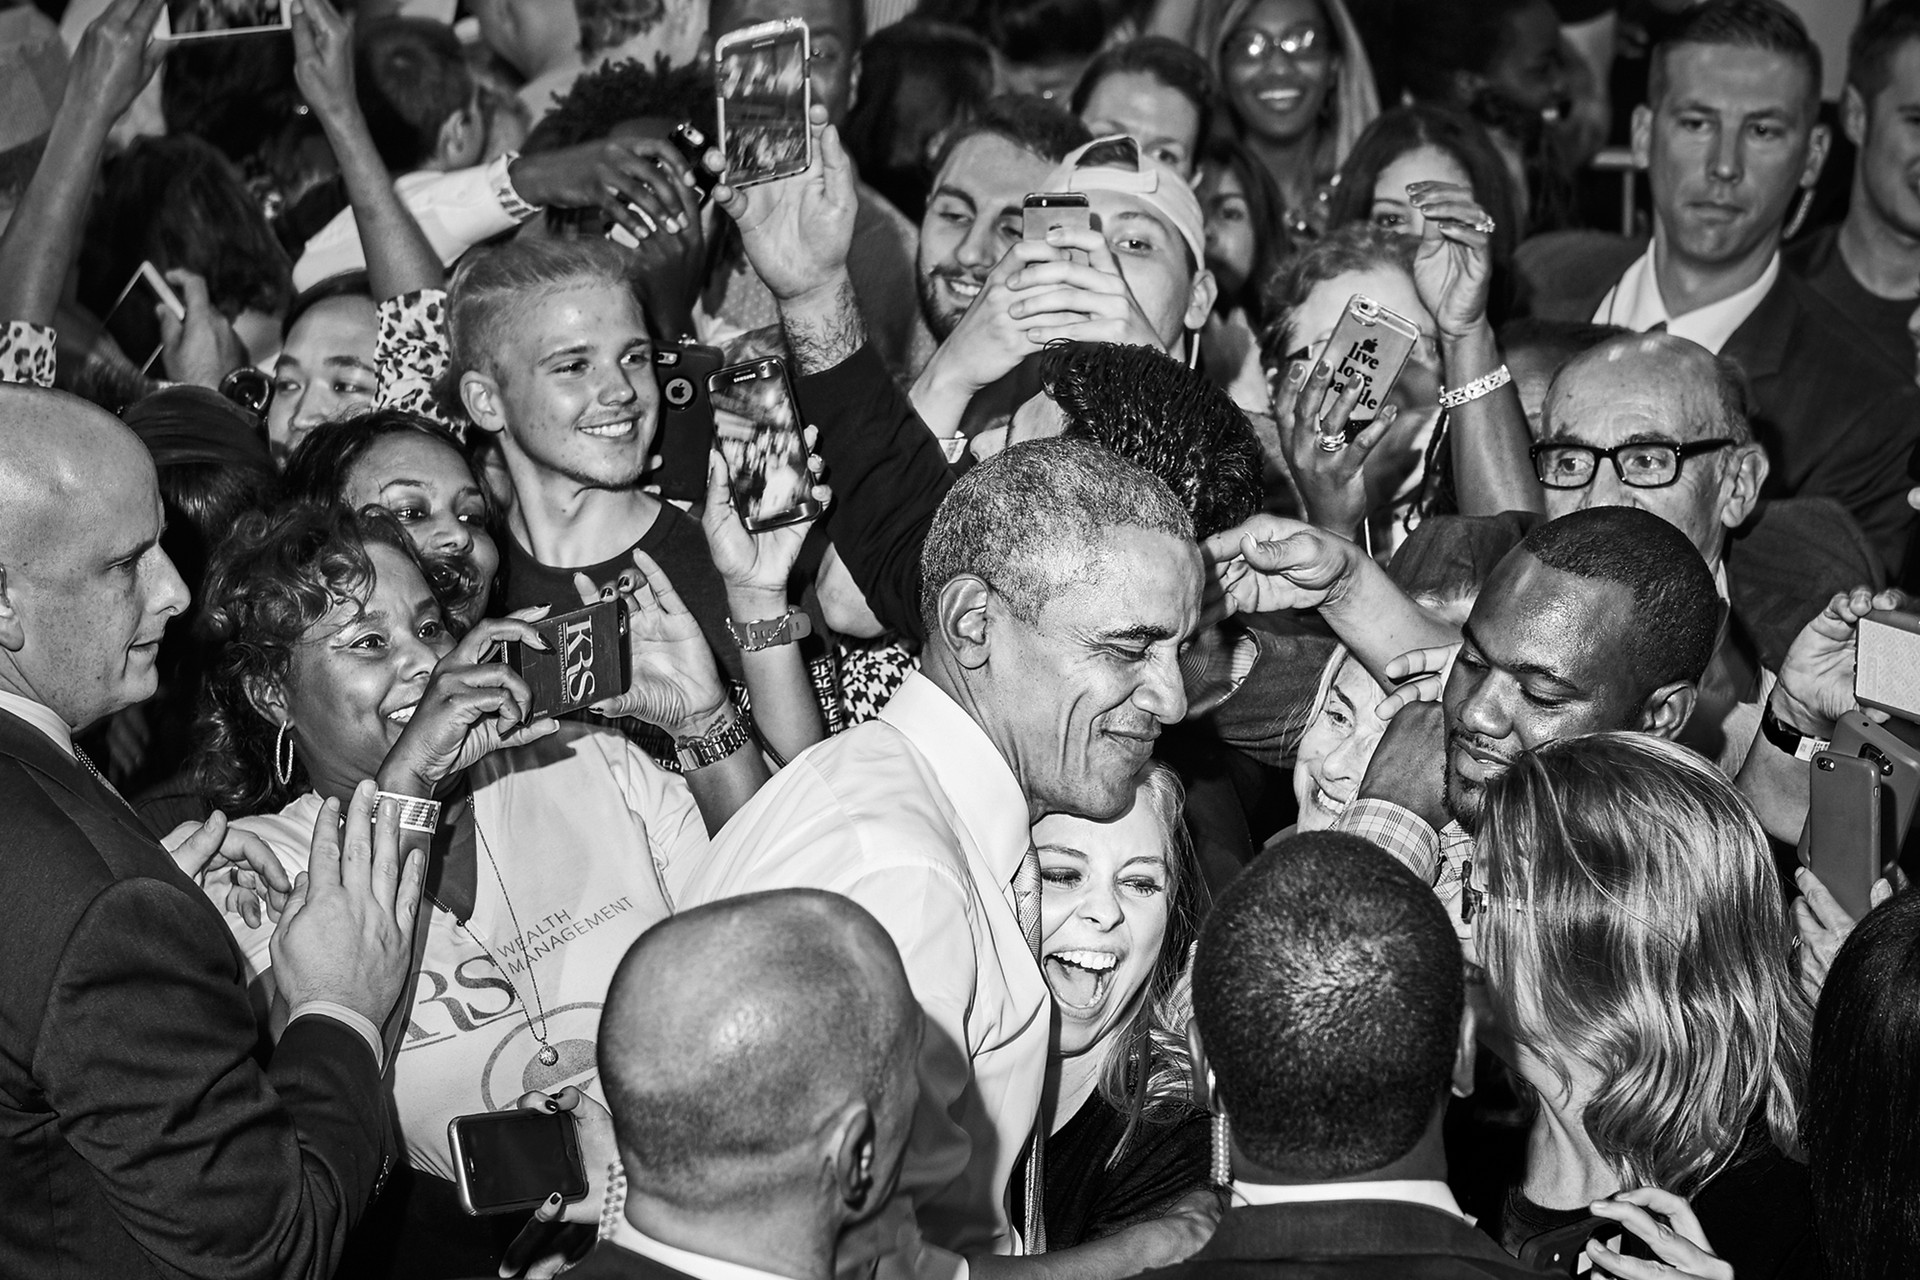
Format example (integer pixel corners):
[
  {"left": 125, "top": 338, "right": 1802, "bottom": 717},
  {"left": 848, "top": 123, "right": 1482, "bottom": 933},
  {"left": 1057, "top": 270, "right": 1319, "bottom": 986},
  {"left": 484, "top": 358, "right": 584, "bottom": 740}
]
[
  {"left": 935, "top": 575, "right": 994, "bottom": 671},
  {"left": 1450, "top": 1001, "right": 1477, "bottom": 1099},
  {"left": 848, "top": 48, "right": 862, "bottom": 108},
  {"left": 1843, "top": 84, "right": 1867, "bottom": 149},
  {"left": 461, "top": 369, "right": 509, "bottom": 437},
  {"left": 244, "top": 673, "right": 292, "bottom": 729},
  {"left": 1630, "top": 103, "right": 1653, "bottom": 170},
  {"left": 1717, "top": 443, "right": 1769, "bottom": 531},
  {"left": 826, "top": 1100, "right": 879, "bottom": 1213},
  {"left": 0, "top": 566, "right": 22, "bottom": 654},
  {"left": 1636, "top": 680, "right": 1697, "bottom": 741},
  {"left": 1184, "top": 267, "right": 1218, "bottom": 337},
  {"left": 1802, "top": 121, "right": 1832, "bottom": 192},
  {"left": 436, "top": 105, "right": 478, "bottom": 169}
]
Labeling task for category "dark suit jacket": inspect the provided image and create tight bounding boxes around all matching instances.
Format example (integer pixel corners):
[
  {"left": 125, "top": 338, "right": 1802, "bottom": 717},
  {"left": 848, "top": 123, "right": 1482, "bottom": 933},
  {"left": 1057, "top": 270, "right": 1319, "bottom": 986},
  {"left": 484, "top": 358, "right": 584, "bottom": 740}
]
[
  {"left": 1526, "top": 233, "right": 1920, "bottom": 581},
  {"left": 477, "top": 1240, "right": 703, "bottom": 1280},
  {"left": 0, "top": 707, "right": 394, "bottom": 1279},
  {"left": 1134, "top": 1199, "right": 1551, "bottom": 1280}
]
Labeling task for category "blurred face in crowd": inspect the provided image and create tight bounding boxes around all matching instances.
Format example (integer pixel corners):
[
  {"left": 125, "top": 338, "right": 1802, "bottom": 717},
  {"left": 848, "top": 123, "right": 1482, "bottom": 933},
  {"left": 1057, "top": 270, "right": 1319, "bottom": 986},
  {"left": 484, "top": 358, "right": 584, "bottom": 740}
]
[
  {"left": 269, "top": 294, "right": 379, "bottom": 466},
  {"left": 1293, "top": 654, "right": 1389, "bottom": 831},
  {"left": 462, "top": 280, "right": 659, "bottom": 492},
  {"left": 1221, "top": 0, "right": 1337, "bottom": 146},
  {"left": 1281, "top": 265, "right": 1441, "bottom": 413},
  {"left": 470, "top": 0, "right": 579, "bottom": 78},
  {"left": 980, "top": 525, "right": 1200, "bottom": 821},
  {"left": 1036, "top": 791, "right": 1174, "bottom": 1054},
  {"left": 341, "top": 431, "right": 501, "bottom": 630},
  {"left": 918, "top": 133, "right": 1059, "bottom": 340},
  {"left": 1634, "top": 42, "right": 1828, "bottom": 274},
  {"left": 1084, "top": 187, "right": 1216, "bottom": 349},
  {"left": 1441, "top": 552, "right": 1645, "bottom": 829},
  {"left": 1003, "top": 55, "right": 1097, "bottom": 104},
  {"left": 1537, "top": 339, "right": 1765, "bottom": 570},
  {"left": 1368, "top": 145, "right": 1475, "bottom": 237},
  {"left": 1080, "top": 71, "right": 1203, "bottom": 176},
  {"left": 1480, "top": 0, "right": 1570, "bottom": 116},
  {"left": 263, "top": 543, "right": 456, "bottom": 801},
  {"left": 0, "top": 400, "right": 189, "bottom": 732},
  {"left": 714, "top": 0, "right": 857, "bottom": 124},
  {"left": 1845, "top": 39, "right": 1920, "bottom": 241},
  {"left": 1198, "top": 160, "right": 1257, "bottom": 298}
]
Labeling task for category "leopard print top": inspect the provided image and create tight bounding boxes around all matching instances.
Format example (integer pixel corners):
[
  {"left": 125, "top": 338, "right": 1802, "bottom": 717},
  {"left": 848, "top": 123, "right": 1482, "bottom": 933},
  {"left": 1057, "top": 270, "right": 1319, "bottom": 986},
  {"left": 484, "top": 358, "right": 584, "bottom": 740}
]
[{"left": 0, "top": 322, "right": 57, "bottom": 389}]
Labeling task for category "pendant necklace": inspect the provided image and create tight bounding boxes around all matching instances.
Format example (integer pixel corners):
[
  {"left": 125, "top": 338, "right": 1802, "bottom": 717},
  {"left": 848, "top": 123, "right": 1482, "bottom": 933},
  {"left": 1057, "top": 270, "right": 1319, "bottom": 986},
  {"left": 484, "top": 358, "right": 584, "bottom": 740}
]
[{"left": 424, "top": 806, "right": 562, "bottom": 1067}]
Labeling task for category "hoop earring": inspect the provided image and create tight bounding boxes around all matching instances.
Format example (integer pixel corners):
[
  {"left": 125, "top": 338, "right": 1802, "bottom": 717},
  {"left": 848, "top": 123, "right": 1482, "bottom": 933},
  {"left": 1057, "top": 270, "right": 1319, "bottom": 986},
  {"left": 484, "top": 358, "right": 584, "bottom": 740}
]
[
  {"left": 1784, "top": 185, "right": 1816, "bottom": 242},
  {"left": 274, "top": 721, "right": 295, "bottom": 787}
]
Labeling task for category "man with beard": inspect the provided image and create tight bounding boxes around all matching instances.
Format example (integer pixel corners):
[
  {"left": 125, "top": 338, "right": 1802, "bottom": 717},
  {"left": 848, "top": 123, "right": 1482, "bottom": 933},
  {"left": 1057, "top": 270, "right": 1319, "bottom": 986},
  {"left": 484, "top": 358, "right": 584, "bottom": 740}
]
[{"left": 1530, "top": 0, "right": 1920, "bottom": 579}]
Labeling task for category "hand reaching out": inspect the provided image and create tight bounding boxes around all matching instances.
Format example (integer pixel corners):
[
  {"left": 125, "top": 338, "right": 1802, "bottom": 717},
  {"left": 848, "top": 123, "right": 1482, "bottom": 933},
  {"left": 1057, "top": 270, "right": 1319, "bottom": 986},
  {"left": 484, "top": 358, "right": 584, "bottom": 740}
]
[
  {"left": 700, "top": 443, "right": 828, "bottom": 607},
  {"left": 1407, "top": 180, "right": 1495, "bottom": 343},
  {"left": 1274, "top": 357, "right": 1398, "bottom": 539},
  {"left": 1586, "top": 1187, "right": 1733, "bottom": 1280},
  {"left": 712, "top": 105, "right": 858, "bottom": 303},
  {"left": 1202, "top": 514, "right": 1364, "bottom": 619},
  {"left": 67, "top": 0, "right": 167, "bottom": 132},
  {"left": 1774, "top": 586, "right": 1909, "bottom": 734},
  {"left": 165, "top": 810, "right": 293, "bottom": 929},
  {"left": 290, "top": 0, "right": 357, "bottom": 124}
]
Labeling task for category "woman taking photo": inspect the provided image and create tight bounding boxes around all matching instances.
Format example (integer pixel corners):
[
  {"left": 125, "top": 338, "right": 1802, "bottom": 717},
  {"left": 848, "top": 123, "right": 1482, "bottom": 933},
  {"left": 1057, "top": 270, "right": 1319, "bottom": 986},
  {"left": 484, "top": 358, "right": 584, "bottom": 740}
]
[
  {"left": 193, "top": 503, "right": 762, "bottom": 1276},
  {"left": 1476, "top": 733, "right": 1816, "bottom": 1279}
]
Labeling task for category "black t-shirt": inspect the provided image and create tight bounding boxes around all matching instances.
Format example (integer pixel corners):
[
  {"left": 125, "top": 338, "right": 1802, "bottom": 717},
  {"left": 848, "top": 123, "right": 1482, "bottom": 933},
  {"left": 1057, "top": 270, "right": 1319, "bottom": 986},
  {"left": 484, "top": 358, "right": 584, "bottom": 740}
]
[
  {"left": 1785, "top": 223, "right": 1918, "bottom": 377},
  {"left": 1040, "top": 1093, "right": 1212, "bottom": 1248}
]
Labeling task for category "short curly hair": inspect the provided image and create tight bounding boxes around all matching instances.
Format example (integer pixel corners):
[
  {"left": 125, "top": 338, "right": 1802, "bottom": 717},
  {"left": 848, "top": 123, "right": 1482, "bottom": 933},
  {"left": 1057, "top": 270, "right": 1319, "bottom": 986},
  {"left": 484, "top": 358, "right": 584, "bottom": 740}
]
[
  {"left": 524, "top": 54, "right": 716, "bottom": 153},
  {"left": 1039, "top": 341, "right": 1263, "bottom": 539}
]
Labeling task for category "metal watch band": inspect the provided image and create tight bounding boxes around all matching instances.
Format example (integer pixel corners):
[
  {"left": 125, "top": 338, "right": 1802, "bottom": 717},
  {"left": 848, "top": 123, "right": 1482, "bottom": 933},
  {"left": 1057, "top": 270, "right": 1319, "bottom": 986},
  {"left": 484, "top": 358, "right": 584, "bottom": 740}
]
[
  {"left": 675, "top": 716, "right": 753, "bottom": 771},
  {"left": 727, "top": 609, "right": 813, "bottom": 652},
  {"left": 1438, "top": 364, "right": 1512, "bottom": 409},
  {"left": 377, "top": 791, "right": 442, "bottom": 834}
]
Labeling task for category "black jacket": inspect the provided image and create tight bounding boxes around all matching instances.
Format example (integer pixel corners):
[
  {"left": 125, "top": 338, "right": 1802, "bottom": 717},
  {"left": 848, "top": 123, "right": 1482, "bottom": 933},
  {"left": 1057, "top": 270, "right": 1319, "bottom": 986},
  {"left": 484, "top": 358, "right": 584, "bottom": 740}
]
[{"left": 1137, "top": 1199, "right": 1549, "bottom": 1280}]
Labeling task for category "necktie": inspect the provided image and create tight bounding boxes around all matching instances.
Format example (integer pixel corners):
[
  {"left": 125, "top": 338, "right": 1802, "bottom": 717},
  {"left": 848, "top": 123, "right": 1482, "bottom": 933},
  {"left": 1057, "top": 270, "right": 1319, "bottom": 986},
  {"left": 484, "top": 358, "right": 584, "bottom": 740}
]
[{"left": 1012, "top": 845, "right": 1047, "bottom": 1254}]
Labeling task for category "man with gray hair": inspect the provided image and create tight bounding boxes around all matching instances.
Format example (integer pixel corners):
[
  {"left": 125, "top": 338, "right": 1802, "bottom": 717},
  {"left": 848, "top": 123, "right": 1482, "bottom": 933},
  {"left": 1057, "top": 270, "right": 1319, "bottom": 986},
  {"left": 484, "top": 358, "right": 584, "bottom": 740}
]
[{"left": 673, "top": 436, "right": 1204, "bottom": 1279}]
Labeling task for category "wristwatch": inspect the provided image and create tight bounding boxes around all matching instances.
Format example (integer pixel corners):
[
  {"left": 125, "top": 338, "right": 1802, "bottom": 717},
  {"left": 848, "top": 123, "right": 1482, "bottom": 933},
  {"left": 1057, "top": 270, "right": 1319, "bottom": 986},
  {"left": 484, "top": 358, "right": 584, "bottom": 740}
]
[
  {"left": 727, "top": 609, "right": 813, "bottom": 652},
  {"left": 675, "top": 714, "right": 754, "bottom": 771}
]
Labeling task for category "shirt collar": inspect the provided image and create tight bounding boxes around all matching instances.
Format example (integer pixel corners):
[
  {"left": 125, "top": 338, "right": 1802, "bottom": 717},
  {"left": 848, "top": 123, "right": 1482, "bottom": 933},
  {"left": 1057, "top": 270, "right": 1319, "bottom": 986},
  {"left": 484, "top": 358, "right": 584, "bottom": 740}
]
[
  {"left": 878, "top": 671, "right": 1034, "bottom": 886},
  {"left": 600, "top": 1214, "right": 804, "bottom": 1280},
  {"left": 1595, "top": 248, "right": 1779, "bottom": 354},
  {"left": 0, "top": 687, "right": 75, "bottom": 757},
  {"left": 1230, "top": 1179, "right": 1472, "bottom": 1226}
]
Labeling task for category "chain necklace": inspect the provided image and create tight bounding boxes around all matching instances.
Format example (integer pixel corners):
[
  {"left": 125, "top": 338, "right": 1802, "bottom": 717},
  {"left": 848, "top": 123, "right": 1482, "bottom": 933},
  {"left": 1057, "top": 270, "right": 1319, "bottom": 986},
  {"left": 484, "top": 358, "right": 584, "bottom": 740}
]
[{"left": 423, "top": 806, "right": 562, "bottom": 1067}]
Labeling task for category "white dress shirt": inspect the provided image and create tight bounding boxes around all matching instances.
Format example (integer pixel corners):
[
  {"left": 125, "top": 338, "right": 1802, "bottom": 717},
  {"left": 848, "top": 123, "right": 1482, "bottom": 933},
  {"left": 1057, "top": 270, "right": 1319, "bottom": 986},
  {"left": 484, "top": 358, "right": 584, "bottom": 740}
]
[
  {"left": 671, "top": 672, "right": 1050, "bottom": 1280},
  {"left": 1593, "top": 248, "right": 1780, "bottom": 354},
  {"left": 1231, "top": 1178, "right": 1473, "bottom": 1225},
  {"left": 294, "top": 165, "right": 522, "bottom": 291},
  {"left": 601, "top": 1214, "right": 801, "bottom": 1280}
]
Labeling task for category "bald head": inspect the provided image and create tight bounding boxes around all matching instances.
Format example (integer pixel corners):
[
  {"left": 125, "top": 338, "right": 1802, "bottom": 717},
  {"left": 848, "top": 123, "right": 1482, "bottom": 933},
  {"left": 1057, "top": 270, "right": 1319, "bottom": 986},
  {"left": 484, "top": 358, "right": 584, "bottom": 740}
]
[
  {"left": 598, "top": 890, "right": 920, "bottom": 1213},
  {"left": 0, "top": 386, "right": 185, "bottom": 730},
  {"left": 1546, "top": 332, "right": 1750, "bottom": 447}
]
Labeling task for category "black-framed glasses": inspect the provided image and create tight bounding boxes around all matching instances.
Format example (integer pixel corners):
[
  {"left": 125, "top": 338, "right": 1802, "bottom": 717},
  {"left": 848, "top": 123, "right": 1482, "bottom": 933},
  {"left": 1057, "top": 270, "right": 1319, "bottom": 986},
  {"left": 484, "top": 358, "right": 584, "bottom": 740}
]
[{"left": 1529, "top": 438, "right": 1736, "bottom": 490}]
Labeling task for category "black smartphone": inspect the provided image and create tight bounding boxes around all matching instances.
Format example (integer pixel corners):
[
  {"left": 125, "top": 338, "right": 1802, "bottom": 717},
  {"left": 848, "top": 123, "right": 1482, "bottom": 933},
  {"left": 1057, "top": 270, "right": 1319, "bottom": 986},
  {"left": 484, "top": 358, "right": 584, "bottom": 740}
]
[
  {"left": 1829, "top": 709, "right": 1920, "bottom": 868},
  {"left": 651, "top": 339, "right": 724, "bottom": 502},
  {"left": 447, "top": 1110, "right": 587, "bottom": 1216},
  {"left": 1802, "top": 750, "right": 1883, "bottom": 920},
  {"left": 102, "top": 261, "right": 187, "bottom": 375},
  {"left": 713, "top": 19, "right": 811, "bottom": 187},
  {"left": 1022, "top": 192, "right": 1092, "bottom": 266},
  {"left": 669, "top": 123, "right": 719, "bottom": 203},
  {"left": 1516, "top": 1217, "right": 1623, "bottom": 1275},
  {"left": 709, "top": 357, "right": 823, "bottom": 532},
  {"left": 504, "top": 597, "right": 631, "bottom": 720}
]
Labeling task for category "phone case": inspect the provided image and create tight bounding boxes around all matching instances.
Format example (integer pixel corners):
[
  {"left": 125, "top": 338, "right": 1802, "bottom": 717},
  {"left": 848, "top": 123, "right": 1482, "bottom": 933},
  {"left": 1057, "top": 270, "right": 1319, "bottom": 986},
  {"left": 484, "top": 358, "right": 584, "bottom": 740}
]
[
  {"left": 1022, "top": 194, "right": 1093, "bottom": 266},
  {"left": 713, "top": 19, "right": 812, "bottom": 188},
  {"left": 709, "top": 358, "right": 823, "bottom": 532},
  {"left": 1313, "top": 294, "right": 1421, "bottom": 433},
  {"left": 651, "top": 340, "right": 724, "bottom": 502},
  {"left": 1802, "top": 750, "right": 1883, "bottom": 920},
  {"left": 505, "top": 598, "right": 631, "bottom": 720},
  {"left": 448, "top": 1111, "right": 587, "bottom": 1216},
  {"left": 669, "top": 123, "right": 719, "bottom": 201},
  {"left": 1517, "top": 1216, "right": 1620, "bottom": 1275},
  {"left": 1855, "top": 609, "right": 1920, "bottom": 722},
  {"left": 1829, "top": 710, "right": 1920, "bottom": 867}
]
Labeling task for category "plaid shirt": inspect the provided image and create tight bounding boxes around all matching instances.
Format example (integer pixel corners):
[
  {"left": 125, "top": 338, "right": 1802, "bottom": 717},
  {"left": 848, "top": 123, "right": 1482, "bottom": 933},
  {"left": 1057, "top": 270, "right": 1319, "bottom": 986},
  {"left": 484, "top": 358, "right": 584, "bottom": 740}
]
[{"left": 1336, "top": 799, "right": 1480, "bottom": 955}]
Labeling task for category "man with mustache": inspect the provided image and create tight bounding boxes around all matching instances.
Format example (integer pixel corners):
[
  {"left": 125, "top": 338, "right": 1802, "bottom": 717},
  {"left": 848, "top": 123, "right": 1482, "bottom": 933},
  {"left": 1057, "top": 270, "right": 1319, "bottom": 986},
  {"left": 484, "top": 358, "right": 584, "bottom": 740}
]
[{"left": 1530, "top": 0, "right": 1920, "bottom": 580}]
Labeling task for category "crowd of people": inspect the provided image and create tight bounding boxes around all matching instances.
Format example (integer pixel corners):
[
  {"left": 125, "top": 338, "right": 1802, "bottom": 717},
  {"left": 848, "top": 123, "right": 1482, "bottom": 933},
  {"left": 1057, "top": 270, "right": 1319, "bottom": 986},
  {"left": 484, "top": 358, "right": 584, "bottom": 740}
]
[{"left": 4, "top": 0, "right": 1920, "bottom": 1276}]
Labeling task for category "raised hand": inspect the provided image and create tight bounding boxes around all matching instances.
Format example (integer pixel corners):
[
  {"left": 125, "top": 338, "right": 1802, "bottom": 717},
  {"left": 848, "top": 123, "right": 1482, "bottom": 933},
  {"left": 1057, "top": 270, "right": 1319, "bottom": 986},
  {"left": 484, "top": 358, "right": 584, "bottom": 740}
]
[
  {"left": 1273, "top": 357, "right": 1398, "bottom": 539},
  {"left": 1407, "top": 180, "right": 1495, "bottom": 344},
  {"left": 1775, "top": 586, "right": 1910, "bottom": 734},
  {"left": 1375, "top": 643, "right": 1459, "bottom": 720},
  {"left": 1003, "top": 225, "right": 1170, "bottom": 351},
  {"left": 270, "top": 781, "right": 427, "bottom": 1029},
  {"left": 700, "top": 445, "right": 827, "bottom": 607},
  {"left": 289, "top": 0, "right": 357, "bottom": 124},
  {"left": 712, "top": 104, "right": 858, "bottom": 304},
  {"left": 919, "top": 239, "right": 1083, "bottom": 398},
  {"left": 577, "top": 551, "right": 732, "bottom": 738},
  {"left": 158, "top": 268, "right": 248, "bottom": 389},
  {"left": 376, "top": 609, "right": 560, "bottom": 797},
  {"left": 1792, "top": 865, "right": 1896, "bottom": 1001},
  {"left": 164, "top": 810, "right": 294, "bottom": 929},
  {"left": 67, "top": 0, "right": 167, "bottom": 131},
  {"left": 1202, "top": 513, "right": 1364, "bottom": 618}
]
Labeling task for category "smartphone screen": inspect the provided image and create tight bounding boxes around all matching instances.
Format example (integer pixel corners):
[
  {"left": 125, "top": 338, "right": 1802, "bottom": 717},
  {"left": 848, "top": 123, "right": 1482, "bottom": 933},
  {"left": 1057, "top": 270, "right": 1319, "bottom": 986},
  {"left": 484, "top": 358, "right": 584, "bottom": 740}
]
[
  {"left": 102, "top": 263, "right": 185, "bottom": 375},
  {"left": 714, "top": 20, "right": 811, "bottom": 187},
  {"left": 161, "top": 0, "right": 290, "bottom": 40},
  {"left": 448, "top": 1110, "right": 586, "bottom": 1216},
  {"left": 710, "top": 358, "right": 821, "bottom": 532}
]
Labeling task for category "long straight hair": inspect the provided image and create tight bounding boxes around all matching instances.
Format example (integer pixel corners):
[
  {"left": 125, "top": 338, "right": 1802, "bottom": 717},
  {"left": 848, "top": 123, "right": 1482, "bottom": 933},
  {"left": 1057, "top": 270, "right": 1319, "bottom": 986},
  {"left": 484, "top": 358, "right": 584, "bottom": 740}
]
[{"left": 1476, "top": 732, "right": 1810, "bottom": 1195}]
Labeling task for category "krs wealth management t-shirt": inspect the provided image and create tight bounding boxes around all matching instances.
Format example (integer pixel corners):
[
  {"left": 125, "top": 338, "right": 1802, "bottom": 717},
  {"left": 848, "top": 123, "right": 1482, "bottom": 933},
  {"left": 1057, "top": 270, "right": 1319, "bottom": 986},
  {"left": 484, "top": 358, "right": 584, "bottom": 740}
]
[{"left": 216, "top": 722, "right": 706, "bottom": 1179}]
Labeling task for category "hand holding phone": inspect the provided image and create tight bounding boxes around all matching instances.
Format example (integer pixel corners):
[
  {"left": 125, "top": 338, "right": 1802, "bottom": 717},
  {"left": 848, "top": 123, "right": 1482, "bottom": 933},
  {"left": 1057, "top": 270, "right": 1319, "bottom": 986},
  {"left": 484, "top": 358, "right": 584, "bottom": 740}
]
[
  {"left": 505, "top": 597, "right": 633, "bottom": 720},
  {"left": 1302, "top": 294, "right": 1420, "bottom": 445},
  {"left": 1022, "top": 192, "right": 1092, "bottom": 267},
  {"left": 448, "top": 1109, "right": 587, "bottom": 1216},
  {"left": 711, "top": 358, "right": 823, "bottom": 532},
  {"left": 649, "top": 339, "right": 724, "bottom": 502}
]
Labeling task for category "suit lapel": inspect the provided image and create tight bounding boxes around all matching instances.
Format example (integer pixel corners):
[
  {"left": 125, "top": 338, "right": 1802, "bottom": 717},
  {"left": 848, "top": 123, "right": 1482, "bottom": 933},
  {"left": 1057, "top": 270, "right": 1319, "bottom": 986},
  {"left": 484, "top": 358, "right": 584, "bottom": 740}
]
[
  {"left": 1721, "top": 274, "right": 1794, "bottom": 382},
  {"left": 0, "top": 707, "right": 159, "bottom": 846}
]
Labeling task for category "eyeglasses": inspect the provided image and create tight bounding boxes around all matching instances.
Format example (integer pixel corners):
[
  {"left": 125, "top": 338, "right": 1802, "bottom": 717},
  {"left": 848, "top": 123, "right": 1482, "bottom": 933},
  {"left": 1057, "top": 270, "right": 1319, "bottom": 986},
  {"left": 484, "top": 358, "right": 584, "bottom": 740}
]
[
  {"left": 1529, "top": 438, "right": 1736, "bottom": 490},
  {"left": 1224, "top": 25, "right": 1327, "bottom": 67}
]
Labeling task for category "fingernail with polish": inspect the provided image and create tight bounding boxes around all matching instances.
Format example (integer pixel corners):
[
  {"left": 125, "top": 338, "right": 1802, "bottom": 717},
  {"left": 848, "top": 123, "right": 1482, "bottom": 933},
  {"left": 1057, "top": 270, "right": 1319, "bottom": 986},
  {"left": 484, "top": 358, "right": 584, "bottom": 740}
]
[
  {"left": 547, "top": 1192, "right": 562, "bottom": 1206},
  {"left": 1286, "top": 362, "right": 1307, "bottom": 387}
]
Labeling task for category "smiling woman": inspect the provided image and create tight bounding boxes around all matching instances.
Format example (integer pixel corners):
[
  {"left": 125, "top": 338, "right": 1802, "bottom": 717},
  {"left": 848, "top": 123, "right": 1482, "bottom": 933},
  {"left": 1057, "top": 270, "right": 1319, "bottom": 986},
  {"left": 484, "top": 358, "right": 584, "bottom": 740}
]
[{"left": 1034, "top": 764, "right": 1216, "bottom": 1246}]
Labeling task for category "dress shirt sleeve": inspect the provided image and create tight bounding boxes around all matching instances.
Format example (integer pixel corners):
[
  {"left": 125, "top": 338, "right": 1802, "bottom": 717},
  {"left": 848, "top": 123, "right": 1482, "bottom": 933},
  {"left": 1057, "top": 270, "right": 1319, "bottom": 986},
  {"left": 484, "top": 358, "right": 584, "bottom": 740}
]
[
  {"left": 793, "top": 342, "right": 954, "bottom": 645},
  {"left": 38, "top": 875, "right": 390, "bottom": 1279},
  {"left": 1334, "top": 798, "right": 1441, "bottom": 883},
  {"left": 1, "top": 320, "right": 57, "bottom": 387},
  {"left": 293, "top": 166, "right": 519, "bottom": 292},
  {"left": 612, "top": 737, "right": 710, "bottom": 908},
  {"left": 375, "top": 288, "right": 456, "bottom": 426},
  {"left": 287, "top": 1001, "right": 384, "bottom": 1065}
]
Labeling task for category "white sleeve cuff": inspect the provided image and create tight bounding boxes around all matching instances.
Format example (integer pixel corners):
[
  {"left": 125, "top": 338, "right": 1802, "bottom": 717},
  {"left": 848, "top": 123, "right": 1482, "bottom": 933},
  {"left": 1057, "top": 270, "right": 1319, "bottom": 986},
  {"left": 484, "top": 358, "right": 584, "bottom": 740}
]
[{"left": 287, "top": 1000, "right": 385, "bottom": 1067}]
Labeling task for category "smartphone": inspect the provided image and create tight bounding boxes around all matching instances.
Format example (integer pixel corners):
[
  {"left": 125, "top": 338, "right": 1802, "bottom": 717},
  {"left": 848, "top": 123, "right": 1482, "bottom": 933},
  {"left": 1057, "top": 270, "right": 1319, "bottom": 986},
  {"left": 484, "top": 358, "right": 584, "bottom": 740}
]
[
  {"left": 1856, "top": 609, "right": 1920, "bottom": 722},
  {"left": 1829, "top": 709, "right": 1920, "bottom": 867},
  {"left": 1303, "top": 294, "right": 1422, "bottom": 442},
  {"left": 651, "top": 338, "right": 724, "bottom": 502},
  {"left": 504, "top": 597, "right": 632, "bottom": 720},
  {"left": 1517, "top": 1217, "right": 1623, "bottom": 1275},
  {"left": 669, "top": 123, "right": 719, "bottom": 204},
  {"left": 103, "top": 262, "right": 188, "bottom": 375},
  {"left": 1023, "top": 192, "right": 1093, "bottom": 266},
  {"left": 1802, "top": 750, "right": 1883, "bottom": 921},
  {"left": 709, "top": 357, "right": 822, "bottom": 532},
  {"left": 159, "top": 0, "right": 291, "bottom": 40},
  {"left": 447, "top": 1110, "right": 587, "bottom": 1216},
  {"left": 713, "top": 19, "right": 811, "bottom": 187}
]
